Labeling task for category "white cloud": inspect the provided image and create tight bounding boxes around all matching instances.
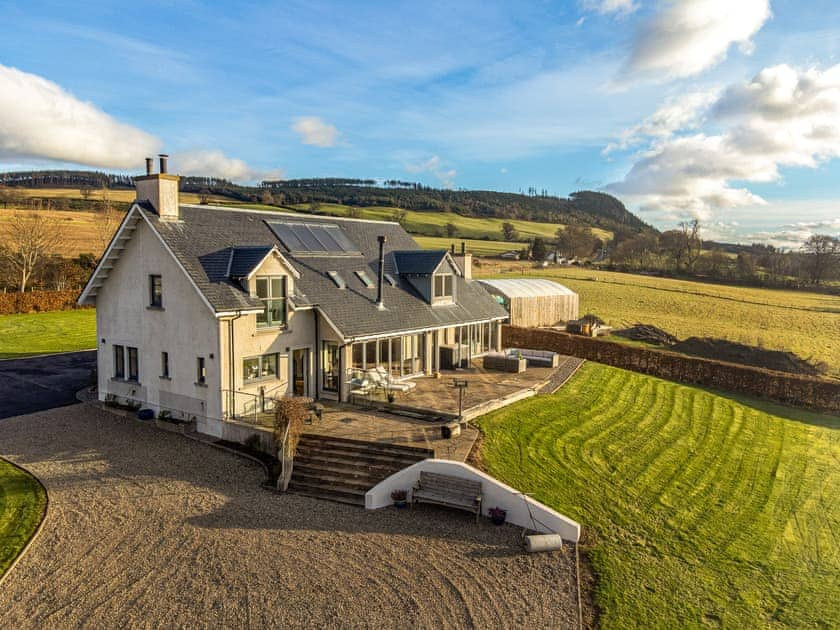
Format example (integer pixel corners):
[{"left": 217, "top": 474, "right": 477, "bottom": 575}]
[
  {"left": 405, "top": 155, "right": 457, "bottom": 188},
  {"left": 623, "top": 0, "right": 771, "bottom": 82},
  {"left": 603, "top": 90, "right": 719, "bottom": 154},
  {"left": 608, "top": 64, "right": 840, "bottom": 221},
  {"left": 171, "top": 150, "right": 284, "bottom": 183},
  {"left": 741, "top": 219, "right": 840, "bottom": 249},
  {"left": 291, "top": 116, "right": 340, "bottom": 147},
  {"left": 581, "top": 0, "right": 638, "bottom": 16},
  {"left": 0, "top": 63, "right": 159, "bottom": 169}
]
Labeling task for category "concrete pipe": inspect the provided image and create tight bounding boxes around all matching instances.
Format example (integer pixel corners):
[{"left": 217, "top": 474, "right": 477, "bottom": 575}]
[{"left": 525, "top": 534, "right": 564, "bottom": 553}]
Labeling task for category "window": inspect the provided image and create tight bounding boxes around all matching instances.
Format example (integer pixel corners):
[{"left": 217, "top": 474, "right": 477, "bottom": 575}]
[
  {"left": 255, "top": 276, "right": 287, "bottom": 328},
  {"left": 354, "top": 270, "right": 374, "bottom": 288},
  {"left": 434, "top": 273, "right": 453, "bottom": 298},
  {"left": 243, "top": 354, "right": 278, "bottom": 383},
  {"left": 114, "top": 345, "right": 125, "bottom": 379},
  {"left": 161, "top": 352, "right": 170, "bottom": 378},
  {"left": 127, "top": 347, "right": 139, "bottom": 382},
  {"left": 384, "top": 273, "right": 397, "bottom": 287},
  {"left": 326, "top": 270, "right": 346, "bottom": 288},
  {"left": 149, "top": 275, "right": 162, "bottom": 308},
  {"left": 196, "top": 357, "right": 206, "bottom": 385},
  {"left": 322, "top": 341, "right": 339, "bottom": 392}
]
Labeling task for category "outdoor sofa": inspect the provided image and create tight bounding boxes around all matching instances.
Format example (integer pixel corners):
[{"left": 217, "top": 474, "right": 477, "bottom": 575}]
[{"left": 507, "top": 348, "right": 561, "bottom": 368}]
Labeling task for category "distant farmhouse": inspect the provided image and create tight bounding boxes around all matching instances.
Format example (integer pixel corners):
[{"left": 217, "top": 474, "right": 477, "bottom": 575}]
[{"left": 79, "top": 157, "right": 508, "bottom": 438}]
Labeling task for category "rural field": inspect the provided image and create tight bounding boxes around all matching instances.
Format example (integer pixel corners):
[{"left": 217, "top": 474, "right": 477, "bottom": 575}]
[
  {"left": 283, "top": 202, "right": 612, "bottom": 242},
  {"left": 477, "top": 362, "right": 840, "bottom": 628},
  {"left": 477, "top": 262, "right": 840, "bottom": 377},
  {"left": 0, "top": 458, "right": 46, "bottom": 578},
  {"left": 0, "top": 310, "right": 97, "bottom": 359},
  {"left": 413, "top": 235, "right": 516, "bottom": 255}
]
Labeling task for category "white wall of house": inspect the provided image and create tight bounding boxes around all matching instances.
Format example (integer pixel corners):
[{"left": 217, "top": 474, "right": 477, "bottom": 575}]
[{"left": 96, "top": 216, "right": 223, "bottom": 436}]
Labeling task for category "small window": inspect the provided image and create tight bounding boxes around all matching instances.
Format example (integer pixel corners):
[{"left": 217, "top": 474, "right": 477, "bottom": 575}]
[
  {"left": 255, "top": 275, "right": 287, "bottom": 328},
  {"left": 354, "top": 270, "right": 375, "bottom": 288},
  {"left": 326, "top": 270, "right": 345, "bottom": 288},
  {"left": 114, "top": 345, "right": 125, "bottom": 379},
  {"left": 161, "top": 352, "right": 170, "bottom": 378},
  {"left": 149, "top": 275, "right": 162, "bottom": 308},
  {"left": 434, "top": 273, "right": 453, "bottom": 298},
  {"left": 243, "top": 354, "right": 279, "bottom": 383},
  {"left": 127, "top": 347, "right": 139, "bottom": 382},
  {"left": 196, "top": 357, "right": 206, "bottom": 385},
  {"left": 384, "top": 273, "right": 397, "bottom": 287}
]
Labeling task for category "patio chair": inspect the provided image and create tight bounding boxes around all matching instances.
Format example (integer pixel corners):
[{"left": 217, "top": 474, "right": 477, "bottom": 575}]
[{"left": 370, "top": 366, "right": 416, "bottom": 392}]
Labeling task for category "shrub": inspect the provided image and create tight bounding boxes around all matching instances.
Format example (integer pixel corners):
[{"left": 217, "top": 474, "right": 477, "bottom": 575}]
[
  {"left": 273, "top": 395, "right": 313, "bottom": 455},
  {"left": 390, "top": 489, "right": 408, "bottom": 502}
]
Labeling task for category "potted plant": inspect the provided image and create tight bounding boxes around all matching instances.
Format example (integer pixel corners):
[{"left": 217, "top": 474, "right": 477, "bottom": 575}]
[
  {"left": 391, "top": 489, "right": 408, "bottom": 508},
  {"left": 488, "top": 506, "right": 507, "bottom": 525},
  {"left": 387, "top": 390, "right": 396, "bottom": 404}
]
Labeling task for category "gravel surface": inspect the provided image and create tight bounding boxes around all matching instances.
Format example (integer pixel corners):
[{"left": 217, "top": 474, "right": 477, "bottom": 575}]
[{"left": 0, "top": 404, "right": 578, "bottom": 629}]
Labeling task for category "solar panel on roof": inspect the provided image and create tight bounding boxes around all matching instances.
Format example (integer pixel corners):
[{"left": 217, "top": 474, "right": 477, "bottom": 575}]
[{"left": 267, "top": 221, "right": 360, "bottom": 255}]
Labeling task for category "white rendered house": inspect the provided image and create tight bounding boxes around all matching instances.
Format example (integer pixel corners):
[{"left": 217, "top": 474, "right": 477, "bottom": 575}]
[{"left": 79, "top": 157, "right": 508, "bottom": 438}]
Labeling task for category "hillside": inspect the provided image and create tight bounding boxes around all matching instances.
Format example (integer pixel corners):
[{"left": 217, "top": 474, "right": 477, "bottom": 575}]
[{"left": 0, "top": 170, "right": 650, "bottom": 236}]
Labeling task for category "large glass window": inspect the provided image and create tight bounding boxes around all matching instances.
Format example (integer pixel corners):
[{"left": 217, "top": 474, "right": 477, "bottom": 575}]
[
  {"left": 433, "top": 274, "right": 453, "bottom": 298},
  {"left": 322, "top": 341, "right": 340, "bottom": 392},
  {"left": 243, "top": 354, "right": 278, "bottom": 383},
  {"left": 255, "top": 276, "right": 287, "bottom": 328}
]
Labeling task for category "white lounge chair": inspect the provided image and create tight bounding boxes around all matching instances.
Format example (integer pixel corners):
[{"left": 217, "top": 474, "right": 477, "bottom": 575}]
[{"left": 367, "top": 366, "right": 416, "bottom": 392}]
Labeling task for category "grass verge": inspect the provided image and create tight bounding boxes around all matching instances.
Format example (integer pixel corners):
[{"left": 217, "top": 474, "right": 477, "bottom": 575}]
[
  {"left": 476, "top": 362, "right": 840, "bottom": 628},
  {"left": 0, "top": 310, "right": 97, "bottom": 359},
  {"left": 0, "top": 458, "right": 47, "bottom": 579}
]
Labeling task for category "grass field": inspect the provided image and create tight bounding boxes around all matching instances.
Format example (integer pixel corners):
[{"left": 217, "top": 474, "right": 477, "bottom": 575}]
[
  {"left": 477, "top": 362, "right": 840, "bottom": 628},
  {"left": 12, "top": 187, "right": 226, "bottom": 204},
  {"left": 0, "top": 458, "right": 46, "bottom": 578},
  {"left": 0, "top": 209, "right": 123, "bottom": 257},
  {"left": 0, "top": 310, "right": 97, "bottom": 358},
  {"left": 478, "top": 263, "right": 840, "bottom": 376},
  {"left": 413, "top": 236, "right": 516, "bottom": 255}
]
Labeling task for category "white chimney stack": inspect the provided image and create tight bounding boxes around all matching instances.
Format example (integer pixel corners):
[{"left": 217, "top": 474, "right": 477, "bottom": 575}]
[{"left": 135, "top": 154, "right": 180, "bottom": 221}]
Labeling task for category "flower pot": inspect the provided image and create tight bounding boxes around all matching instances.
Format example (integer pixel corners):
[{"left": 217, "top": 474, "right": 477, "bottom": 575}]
[{"left": 394, "top": 500, "right": 408, "bottom": 509}]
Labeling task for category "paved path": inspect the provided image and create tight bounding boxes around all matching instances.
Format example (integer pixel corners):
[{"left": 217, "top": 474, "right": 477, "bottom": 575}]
[
  {"left": 0, "top": 351, "right": 96, "bottom": 419},
  {"left": 0, "top": 404, "right": 578, "bottom": 628}
]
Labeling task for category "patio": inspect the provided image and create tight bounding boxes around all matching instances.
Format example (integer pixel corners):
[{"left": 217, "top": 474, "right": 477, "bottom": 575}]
[{"left": 350, "top": 357, "right": 568, "bottom": 418}]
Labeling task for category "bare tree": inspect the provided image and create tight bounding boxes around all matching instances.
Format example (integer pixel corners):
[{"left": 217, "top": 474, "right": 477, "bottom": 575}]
[
  {"left": 801, "top": 234, "right": 840, "bottom": 284},
  {"left": 0, "top": 212, "right": 66, "bottom": 291},
  {"left": 79, "top": 185, "right": 94, "bottom": 201},
  {"left": 95, "top": 194, "right": 120, "bottom": 257},
  {"left": 679, "top": 219, "right": 702, "bottom": 272}
]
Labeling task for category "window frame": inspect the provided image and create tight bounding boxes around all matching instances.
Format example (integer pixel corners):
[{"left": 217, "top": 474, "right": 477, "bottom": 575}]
[
  {"left": 242, "top": 353, "right": 279, "bottom": 384},
  {"left": 255, "top": 275, "right": 287, "bottom": 329},
  {"left": 149, "top": 274, "right": 163, "bottom": 308},
  {"left": 433, "top": 273, "right": 453, "bottom": 299},
  {"left": 127, "top": 346, "right": 139, "bottom": 382},
  {"left": 113, "top": 344, "right": 125, "bottom": 379},
  {"left": 161, "top": 351, "right": 170, "bottom": 379},
  {"left": 196, "top": 357, "right": 206, "bottom": 385}
]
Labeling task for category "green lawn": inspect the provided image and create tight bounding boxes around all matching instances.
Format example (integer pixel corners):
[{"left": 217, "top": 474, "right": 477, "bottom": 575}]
[
  {"left": 479, "top": 265, "right": 840, "bottom": 377},
  {"left": 0, "top": 309, "right": 97, "bottom": 358},
  {"left": 0, "top": 458, "right": 46, "bottom": 578},
  {"left": 413, "top": 236, "right": 517, "bottom": 255},
  {"left": 476, "top": 363, "right": 840, "bottom": 628}
]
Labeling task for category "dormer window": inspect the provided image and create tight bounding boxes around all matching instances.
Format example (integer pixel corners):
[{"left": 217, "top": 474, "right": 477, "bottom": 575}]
[
  {"left": 255, "top": 276, "right": 287, "bottom": 328},
  {"left": 434, "top": 273, "right": 453, "bottom": 298}
]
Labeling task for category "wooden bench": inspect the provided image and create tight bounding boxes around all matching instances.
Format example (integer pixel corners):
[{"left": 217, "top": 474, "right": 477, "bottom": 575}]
[{"left": 412, "top": 471, "right": 482, "bottom": 520}]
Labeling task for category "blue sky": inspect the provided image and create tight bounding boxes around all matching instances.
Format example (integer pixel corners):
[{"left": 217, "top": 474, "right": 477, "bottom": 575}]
[{"left": 1, "top": 0, "right": 839, "bottom": 246}]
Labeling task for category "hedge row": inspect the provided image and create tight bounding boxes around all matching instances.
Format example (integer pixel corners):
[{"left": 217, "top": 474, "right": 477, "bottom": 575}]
[
  {"left": 503, "top": 326, "right": 840, "bottom": 414},
  {"left": 0, "top": 290, "right": 86, "bottom": 314}
]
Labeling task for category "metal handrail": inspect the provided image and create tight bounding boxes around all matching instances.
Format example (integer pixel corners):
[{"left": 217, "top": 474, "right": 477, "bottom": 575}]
[{"left": 276, "top": 420, "right": 293, "bottom": 491}]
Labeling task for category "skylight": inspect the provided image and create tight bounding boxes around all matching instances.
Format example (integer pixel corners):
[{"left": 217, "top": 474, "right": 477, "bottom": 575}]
[
  {"left": 384, "top": 273, "right": 397, "bottom": 287},
  {"left": 326, "top": 270, "right": 346, "bottom": 288},
  {"left": 267, "top": 221, "right": 360, "bottom": 256},
  {"left": 355, "top": 270, "right": 375, "bottom": 288}
]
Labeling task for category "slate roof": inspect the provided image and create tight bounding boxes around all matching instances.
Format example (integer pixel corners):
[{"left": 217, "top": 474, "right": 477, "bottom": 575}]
[
  {"left": 228, "top": 246, "right": 273, "bottom": 278},
  {"left": 393, "top": 250, "right": 448, "bottom": 275},
  {"left": 144, "top": 204, "right": 508, "bottom": 339}
]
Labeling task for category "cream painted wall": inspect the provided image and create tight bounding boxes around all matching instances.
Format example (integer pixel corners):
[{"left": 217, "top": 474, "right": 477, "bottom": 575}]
[{"left": 96, "top": 212, "right": 223, "bottom": 436}]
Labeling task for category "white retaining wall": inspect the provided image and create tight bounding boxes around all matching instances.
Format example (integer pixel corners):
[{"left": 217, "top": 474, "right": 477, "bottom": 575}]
[{"left": 365, "top": 459, "right": 580, "bottom": 542}]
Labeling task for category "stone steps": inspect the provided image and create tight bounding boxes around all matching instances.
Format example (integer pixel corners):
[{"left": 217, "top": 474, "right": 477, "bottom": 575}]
[{"left": 287, "top": 433, "right": 432, "bottom": 506}]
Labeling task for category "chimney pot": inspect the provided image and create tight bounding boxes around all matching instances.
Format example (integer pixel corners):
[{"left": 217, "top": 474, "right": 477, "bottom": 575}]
[
  {"left": 461, "top": 241, "right": 466, "bottom": 255},
  {"left": 159, "top": 154, "right": 169, "bottom": 174},
  {"left": 145, "top": 157, "right": 154, "bottom": 176}
]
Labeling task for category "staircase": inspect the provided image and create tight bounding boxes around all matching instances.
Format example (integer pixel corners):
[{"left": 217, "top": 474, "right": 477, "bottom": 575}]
[{"left": 288, "top": 434, "right": 433, "bottom": 505}]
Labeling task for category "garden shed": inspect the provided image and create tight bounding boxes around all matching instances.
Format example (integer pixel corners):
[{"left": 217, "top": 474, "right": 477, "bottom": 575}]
[{"left": 478, "top": 278, "right": 579, "bottom": 328}]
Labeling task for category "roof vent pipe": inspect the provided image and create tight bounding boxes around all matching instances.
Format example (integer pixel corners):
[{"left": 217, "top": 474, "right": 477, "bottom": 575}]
[
  {"left": 145, "top": 157, "right": 154, "bottom": 176},
  {"left": 159, "top": 154, "right": 169, "bottom": 174},
  {"left": 376, "top": 235, "right": 387, "bottom": 309},
  {"left": 461, "top": 241, "right": 466, "bottom": 255}
]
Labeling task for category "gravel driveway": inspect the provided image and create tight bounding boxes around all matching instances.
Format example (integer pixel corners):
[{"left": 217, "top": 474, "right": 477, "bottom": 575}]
[{"left": 0, "top": 404, "right": 578, "bottom": 629}]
